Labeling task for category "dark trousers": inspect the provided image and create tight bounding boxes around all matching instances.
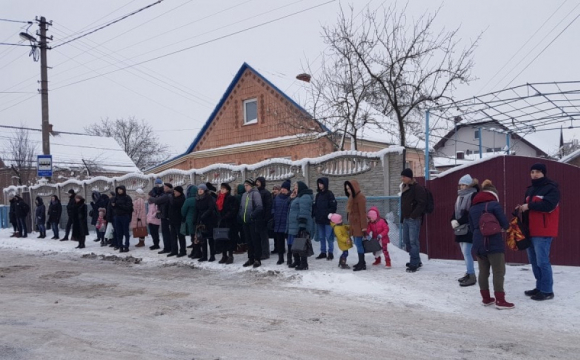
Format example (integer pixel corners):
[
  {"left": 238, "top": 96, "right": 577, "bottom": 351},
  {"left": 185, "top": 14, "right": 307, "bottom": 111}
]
[
  {"left": 64, "top": 217, "right": 73, "bottom": 238},
  {"left": 149, "top": 224, "right": 160, "bottom": 246},
  {"left": 161, "top": 219, "right": 171, "bottom": 252},
  {"left": 38, "top": 223, "right": 46, "bottom": 236},
  {"left": 170, "top": 223, "right": 186, "bottom": 254},
  {"left": 243, "top": 222, "right": 261, "bottom": 261},
  {"left": 97, "top": 231, "right": 105, "bottom": 241},
  {"left": 114, "top": 215, "right": 131, "bottom": 249},
  {"left": 51, "top": 222, "right": 59, "bottom": 238},
  {"left": 274, "top": 232, "right": 286, "bottom": 255},
  {"left": 17, "top": 217, "right": 27, "bottom": 237},
  {"left": 258, "top": 225, "right": 270, "bottom": 258}
]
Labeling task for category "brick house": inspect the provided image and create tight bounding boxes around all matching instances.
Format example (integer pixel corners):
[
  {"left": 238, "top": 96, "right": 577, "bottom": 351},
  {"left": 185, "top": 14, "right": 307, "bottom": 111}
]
[{"left": 148, "top": 63, "right": 424, "bottom": 174}]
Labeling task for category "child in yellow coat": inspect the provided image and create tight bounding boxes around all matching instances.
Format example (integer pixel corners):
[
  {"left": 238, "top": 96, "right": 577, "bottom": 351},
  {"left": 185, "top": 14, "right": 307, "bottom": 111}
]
[{"left": 329, "top": 213, "right": 353, "bottom": 269}]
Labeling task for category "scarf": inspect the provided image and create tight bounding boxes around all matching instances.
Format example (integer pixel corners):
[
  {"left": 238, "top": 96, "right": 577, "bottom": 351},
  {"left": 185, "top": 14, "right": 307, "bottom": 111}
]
[
  {"left": 455, "top": 187, "right": 477, "bottom": 219},
  {"left": 216, "top": 192, "right": 225, "bottom": 211}
]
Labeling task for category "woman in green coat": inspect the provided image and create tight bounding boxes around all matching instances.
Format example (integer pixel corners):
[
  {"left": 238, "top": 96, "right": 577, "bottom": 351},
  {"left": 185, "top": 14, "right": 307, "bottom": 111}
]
[{"left": 182, "top": 185, "right": 198, "bottom": 258}]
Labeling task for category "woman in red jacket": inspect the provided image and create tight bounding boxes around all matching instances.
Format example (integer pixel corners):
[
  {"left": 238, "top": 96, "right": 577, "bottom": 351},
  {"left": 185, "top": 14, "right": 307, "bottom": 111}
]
[{"left": 367, "top": 207, "right": 391, "bottom": 268}]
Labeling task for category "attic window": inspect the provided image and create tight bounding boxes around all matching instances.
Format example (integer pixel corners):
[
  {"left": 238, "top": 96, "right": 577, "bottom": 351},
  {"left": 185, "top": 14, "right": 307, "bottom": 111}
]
[{"left": 243, "top": 98, "right": 258, "bottom": 125}]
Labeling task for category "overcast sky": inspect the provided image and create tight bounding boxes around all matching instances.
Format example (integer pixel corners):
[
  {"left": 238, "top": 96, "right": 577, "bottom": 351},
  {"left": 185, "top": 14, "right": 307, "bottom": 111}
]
[{"left": 1, "top": 0, "right": 577, "bottom": 157}]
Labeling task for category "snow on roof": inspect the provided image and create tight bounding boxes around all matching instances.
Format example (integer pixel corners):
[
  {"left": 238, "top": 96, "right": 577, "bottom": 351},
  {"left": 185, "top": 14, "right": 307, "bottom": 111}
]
[
  {"left": 559, "top": 147, "right": 580, "bottom": 163},
  {"left": 0, "top": 127, "right": 139, "bottom": 173},
  {"left": 434, "top": 154, "right": 504, "bottom": 178},
  {"left": 434, "top": 152, "right": 505, "bottom": 168}
]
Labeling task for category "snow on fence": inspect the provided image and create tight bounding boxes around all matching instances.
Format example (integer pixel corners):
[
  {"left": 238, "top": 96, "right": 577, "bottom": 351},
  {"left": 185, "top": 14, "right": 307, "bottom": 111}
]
[{"left": 2, "top": 148, "right": 405, "bottom": 231}]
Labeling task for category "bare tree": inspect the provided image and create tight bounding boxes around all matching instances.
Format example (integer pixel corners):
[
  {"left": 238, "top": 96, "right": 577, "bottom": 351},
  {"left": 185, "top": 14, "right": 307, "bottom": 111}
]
[
  {"left": 311, "top": 3, "right": 480, "bottom": 147},
  {"left": 6, "top": 127, "right": 36, "bottom": 185},
  {"left": 85, "top": 117, "right": 169, "bottom": 170}
]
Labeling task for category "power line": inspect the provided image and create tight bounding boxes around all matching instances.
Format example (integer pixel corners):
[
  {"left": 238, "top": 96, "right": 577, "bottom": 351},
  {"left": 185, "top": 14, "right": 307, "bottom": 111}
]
[
  {"left": 51, "top": 0, "right": 165, "bottom": 49},
  {"left": 0, "top": 42, "right": 30, "bottom": 47},
  {"left": 52, "top": 0, "right": 337, "bottom": 91},
  {"left": 0, "top": 18, "right": 32, "bottom": 24}
]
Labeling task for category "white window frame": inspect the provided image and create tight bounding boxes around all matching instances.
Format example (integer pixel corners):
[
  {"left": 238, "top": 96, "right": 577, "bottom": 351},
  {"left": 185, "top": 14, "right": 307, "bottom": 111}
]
[{"left": 243, "top": 98, "right": 258, "bottom": 125}]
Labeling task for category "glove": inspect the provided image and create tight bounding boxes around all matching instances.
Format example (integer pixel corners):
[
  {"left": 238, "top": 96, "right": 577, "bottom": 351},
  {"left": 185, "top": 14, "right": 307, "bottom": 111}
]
[
  {"left": 298, "top": 218, "right": 307, "bottom": 229},
  {"left": 451, "top": 220, "right": 460, "bottom": 229}
]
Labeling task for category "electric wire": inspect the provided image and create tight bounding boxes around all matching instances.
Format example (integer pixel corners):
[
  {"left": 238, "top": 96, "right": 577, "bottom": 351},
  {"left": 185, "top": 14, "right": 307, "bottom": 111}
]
[{"left": 0, "top": 18, "right": 32, "bottom": 24}]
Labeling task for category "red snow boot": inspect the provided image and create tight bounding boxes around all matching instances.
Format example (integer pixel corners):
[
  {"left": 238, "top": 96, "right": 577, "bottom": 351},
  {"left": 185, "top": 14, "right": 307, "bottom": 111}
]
[
  {"left": 480, "top": 290, "right": 495, "bottom": 306},
  {"left": 385, "top": 259, "right": 391, "bottom": 268},
  {"left": 494, "top": 291, "right": 515, "bottom": 310},
  {"left": 372, "top": 256, "right": 381, "bottom": 266}
]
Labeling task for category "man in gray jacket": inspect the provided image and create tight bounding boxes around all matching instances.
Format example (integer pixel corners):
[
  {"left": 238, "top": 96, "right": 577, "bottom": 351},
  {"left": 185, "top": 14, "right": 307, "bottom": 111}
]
[{"left": 239, "top": 178, "right": 264, "bottom": 268}]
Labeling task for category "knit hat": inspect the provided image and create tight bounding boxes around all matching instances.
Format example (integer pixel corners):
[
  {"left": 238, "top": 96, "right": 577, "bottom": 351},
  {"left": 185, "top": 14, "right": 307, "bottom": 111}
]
[
  {"left": 136, "top": 188, "right": 144, "bottom": 195},
  {"left": 401, "top": 168, "right": 413, "bottom": 178},
  {"left": 367, "top": 209, "right": 378, "bottom": 222},
  {"left": 220, "top": 182, "right": 231, "bottom": 192},
  {"left": 164, "top": 182, "right": 173, "bottom": 189},
  {"left": 197, "top": 184, "right": 208, "bottom": 191},
  {"left": 154, "top": 178, "right": 163, "bottom": 185},
  {"left": 530, "top": 163, "right": 547, "bottom": 176},
  {"left": 481, "top": 179, "right": 498, "bottom": 195},
  {"left": 281, "top": 179, "right": 291, "bottom": 191},
  {"left": 67, "top": 189, "right": 75, "bottom": 195},
  {"left": 328, "top": 213, "right": 342, "bottom": 224},
  {"left": 244, "top": 178, "right": 255, "bottom": 187},
  {"left": 174, "top": 186, "right": 184, "bottom": 194},
  {"left": 458, "top": 174, "right": 473, "bottom": 186}
]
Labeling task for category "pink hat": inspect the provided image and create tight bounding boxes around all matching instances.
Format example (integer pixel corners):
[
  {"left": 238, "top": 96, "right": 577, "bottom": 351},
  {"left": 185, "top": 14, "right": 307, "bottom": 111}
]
[
  {"left": 367, "top": 209, "right": 378, "bottom": 222},
  {"left": 328, "top": 213, "right": 342, "bottom": 224}
]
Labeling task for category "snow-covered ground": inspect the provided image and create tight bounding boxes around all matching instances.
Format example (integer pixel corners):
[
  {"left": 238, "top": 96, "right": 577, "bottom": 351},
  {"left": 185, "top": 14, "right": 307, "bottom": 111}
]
[{"left": 1, "top": 228, "right": 579, "bottom": 359}]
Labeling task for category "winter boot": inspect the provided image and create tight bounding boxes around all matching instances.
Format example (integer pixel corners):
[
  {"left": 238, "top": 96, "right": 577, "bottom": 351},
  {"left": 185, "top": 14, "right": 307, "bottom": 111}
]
[
  {"left": 135, "top": 239, "right": 145, "bottom": 247},
  {"left": 242, "top": 259, "right": 254, "bottom": 267},
  {"left": 480, "top": 290, "right": 496, "bottom": 306},
  {"left": 37, "top": 233, "right": 43, "bottom": 238},
  {"left": 457, "top": 273, "right": 469, "bottom": 282},
  {"left": 494, "top": 291, "right": 515, "bottom": 310},
  {"left": 327, "top": 253, "right": 334, "bottom": 261},
  {"left": 372, "top": 256, "right": 381, "bottom": 266},
  {"left": 225, "top": 251, "right": 234, "bottom": 264},
  {"left": 10, "top": 232, "right": 16, "bottom": 238},
  {"left": 208, "top": 238, "right": 216, "bottom": 261},
  {"left": 219, "top": 252, "right": 228, "bottom": 264},
  {"left": 296, "top": 256, "right": 308, "bottom": 270},
  {"left": 198, "top": 242, "right": 208, "bottom": 262},
  {"left": 277, "top": 252, "right": 285, "bottom": 265},
  {"left": 150, "top": 244, "right": 160, "bottom": 250},
  {"left": 385, "top": 258, "right": 392, "bottom": 268},
  {"left": 315, "top": 253, "right": 327, "bottom": 260},
  {"left": 101, "top": 240, "right": 106, "bottom": 247},
  {"left": 339, "top": 257, "right": 350, "bottom": 269},
  {"left": 524, "top": 288, "right": 540, "bottom": 297},
  {"left": 459, "top": 274, "right": 477, "bottom": 287},
  {"left": 79, "top": 239, "right": 86, "bottom": 249},
  {"left": 253, "top": 259, "right": 261, "bottom": 268},
  {"left": 286, "top": 245, "right": 293, "bottom": 266},
  {"left": 353, "top": 254, "right": 366, "bottom": 271},
  {"left": 289, "top": 253, "right": 300, "bottom": 268},
  {"left": 60, "top": 236, "right": 68, "bottom": 241}
]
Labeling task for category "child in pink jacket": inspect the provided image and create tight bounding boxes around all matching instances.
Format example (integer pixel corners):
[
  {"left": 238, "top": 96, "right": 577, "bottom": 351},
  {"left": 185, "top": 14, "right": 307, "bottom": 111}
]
[{"left": 367, "top": 206, "right": 391, "bottom": 268}]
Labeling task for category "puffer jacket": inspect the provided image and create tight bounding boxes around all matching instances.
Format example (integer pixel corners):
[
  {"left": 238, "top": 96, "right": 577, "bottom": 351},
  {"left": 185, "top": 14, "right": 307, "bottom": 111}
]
[
  {"left": 331, "top": 222, "right": 352, "bottom": 252},
  {"left": 168, "top": 192, "right": 186, "bottom": 226},
  {"left": 195, "top": 191, "right": 217, "bottom": 233},
  {"left": 345, "top": 180, "right": 367, "bottom": 237},
  {"left": 150, "top": 189, "right": 172, "bottom": 220},
  {"left": 35, "top": 197, "right": 46, "bottom": 224},
  {"left": 312, "top": 177, "right": 337, "bottom": 225},
  {"left": 469, "top": 191, "right": 509, "bottom": 256},
  {"left": 401, "top": 180, "right": 427, "bottom": 222},
  {"left": 111, "top": 186, "right": 133, "bottom": 217},
  {"left": 286, "top": 181, "right": 314, "bottom": 236},
  {"left": 14, "top": 196, "right": 30, "bottom": 218},
  {"left": 272, "top": 192, "right": 290, "bottom": 233},
  {"left": 239, "top": 186, "right": 263, "bottom": 224},
  {"left": 146, "top": 201, "right": 161, "bottom": 226},
  {"left": 130, "top": 196, "right": 147, "bottom": 229},
  {"left": 47, "top": 196, "right": 62, "bottom": 223},
  {"left": 366, "top": 206, "right": 389, "bottom": 242},
  {"left": 523, "top": 177, "right": 560, "bottom": 237},
  {"left": 181, "top": 185, "right": 198, "bottom": 235},
  {"left": 451, "top": 186, "right": 478, "bottom": 244}
]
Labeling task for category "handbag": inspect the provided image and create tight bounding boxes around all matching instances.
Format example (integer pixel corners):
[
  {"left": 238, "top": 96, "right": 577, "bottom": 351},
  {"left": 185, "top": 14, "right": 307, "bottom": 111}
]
[
  {"left": 454, "top": 224, "right": 469, "bottom": 236},
  {"left": 104, "top": 222, "right": 115, "bottom": 239},
  {"left": 132, "top": 220, "right": 148, "bottom": 238},
  {"left": 292, "top": 234, "right": 314, "bottom": 257},
  {"left": 363, "top": 238, "right": 382, "bottom": 253},
  {"left": 213, "top": 227, "right": 230, "bottom": 241}
]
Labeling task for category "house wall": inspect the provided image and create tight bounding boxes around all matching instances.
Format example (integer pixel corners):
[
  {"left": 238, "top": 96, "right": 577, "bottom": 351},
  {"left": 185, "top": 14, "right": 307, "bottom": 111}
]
[
  {"left": 435, "top": 127, "right": 538, "bottom": 158},
  {"left": 566, "top": 156, "right": 580, "bottom": 168}
]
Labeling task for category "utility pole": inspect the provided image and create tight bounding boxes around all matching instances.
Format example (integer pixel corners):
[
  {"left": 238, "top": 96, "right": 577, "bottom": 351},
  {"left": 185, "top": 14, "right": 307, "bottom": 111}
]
[{"left": 38, "top": 16, "right": 52, "bottom": 156}]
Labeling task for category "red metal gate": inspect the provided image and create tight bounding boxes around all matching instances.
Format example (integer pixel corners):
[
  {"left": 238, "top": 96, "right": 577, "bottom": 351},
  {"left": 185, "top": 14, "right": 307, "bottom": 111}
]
[{"left": 419, "top": 156, "right": 580, "bottom": 266}]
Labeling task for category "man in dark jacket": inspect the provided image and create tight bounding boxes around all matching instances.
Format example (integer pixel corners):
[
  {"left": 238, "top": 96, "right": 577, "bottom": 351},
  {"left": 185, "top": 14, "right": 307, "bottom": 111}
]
[
  {"left": 9, "top": 196, "right": 19, "bottom": 237},
  {"left": 239, "top": 178, "right": 264, "bottom": 268},
  {"left": 35, "top": 197, "right": 46, "bottom": 238},
  {"left": 111, "top": 185, "right": 133, "bottom": 253},
  {"left": 61, "top": 189, "right": 76, "bottom": 240},
  {"left": 313, "top": 177, "right": 337, "bottom": 260},
  {"left": 48, "top": 195, "right": 62, "bottom": 239},
  {"left": 518, "top": 163, "right": 561, "bottom": 301},
  {"left": 400, "top": 168, "right": 427, "bottom": 272},
  {"left": 149, "top": 183, "right": 174, "bottom": 254},
  {"left": 167, "top": 186, "right": 187, "bottom": 257},
  {"left": 14, "top": 195, "right": 30, "bottom": 238},
  {"left": 272, "top": 180, "right": 291, "bottom": 265},
  {"left": 255, "top": 177, "right": 272, "bottom": 260}
]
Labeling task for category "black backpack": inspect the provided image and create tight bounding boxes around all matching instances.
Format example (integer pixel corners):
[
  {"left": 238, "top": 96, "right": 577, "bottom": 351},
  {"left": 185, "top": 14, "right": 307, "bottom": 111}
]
[{"left": 424, "top": 186, "right": 435, "bottom": 214}]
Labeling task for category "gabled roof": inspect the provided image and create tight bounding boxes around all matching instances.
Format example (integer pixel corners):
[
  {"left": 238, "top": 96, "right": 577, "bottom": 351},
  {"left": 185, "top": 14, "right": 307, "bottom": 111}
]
[
  {"left": 149, "top": 63, "right": 329, "bottom": 171},
  {"left": 560, "top": 148, "right": 580, "bottom": 163},
  {"left": 433, "top": 119, "right": 550, "bottom": 157}
]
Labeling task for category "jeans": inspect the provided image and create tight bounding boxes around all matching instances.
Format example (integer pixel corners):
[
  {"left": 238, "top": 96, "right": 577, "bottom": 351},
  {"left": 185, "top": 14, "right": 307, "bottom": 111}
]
[
  {"left": 287, "top": 234, "right": 295, "bottom": 246},
  {"left": 353, "top": 236, "right": 364, "bottom": 254},
  {"left": 114, "top": 215, "right": 131, "bottom": 249},
  {"left": 97, "top": 230, "right": 105, "bottom": 241},
  {"left": 459, "top": 242, "right": 475, "bottom": 275},
  {"left": 51, "top": 222, "right": 59, "bottom": 238},
  {"left": 340, "top": 250, "right": 349, "bottom": 259},
  {"left": 527, "top": 237, "right": 553, "bottom": 293},
  {"left": 316, "top": 223, "right": 334, "bottom": 254},
  {"left": 403, "top": 218, "right": 422, "bottom": 266},
  {"left": 17, "top": 217, "right": 27, "bottom": 237},
  {"left": 38, "top": 223, "right": 45, "bottom": 235}
]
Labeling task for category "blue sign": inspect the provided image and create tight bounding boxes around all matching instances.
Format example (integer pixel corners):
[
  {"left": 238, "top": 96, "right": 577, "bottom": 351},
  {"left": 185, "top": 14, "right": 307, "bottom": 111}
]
[{"left": 37, "top": 155, "right": 53, "bottom": 177}]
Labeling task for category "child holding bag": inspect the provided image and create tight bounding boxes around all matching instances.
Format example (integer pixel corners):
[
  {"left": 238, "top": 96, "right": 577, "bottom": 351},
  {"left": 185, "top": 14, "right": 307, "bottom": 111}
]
[{"left": 367, "top": 207, "right": 391, "bottom": 268}]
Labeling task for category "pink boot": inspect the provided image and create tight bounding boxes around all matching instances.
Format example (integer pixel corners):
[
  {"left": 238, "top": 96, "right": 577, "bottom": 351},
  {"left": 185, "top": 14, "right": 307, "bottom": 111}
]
[
  {"left": 494, "top": 291, "right": 515, "bottom": 310},
  {"left": 372, "top": 256, "right": 381, "bottom": 265}
]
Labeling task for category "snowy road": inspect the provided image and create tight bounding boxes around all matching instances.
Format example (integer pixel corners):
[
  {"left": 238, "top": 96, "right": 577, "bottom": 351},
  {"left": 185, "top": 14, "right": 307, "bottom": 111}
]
[{"left": 0, "top": 233, "right": 579, "bottom": 359}]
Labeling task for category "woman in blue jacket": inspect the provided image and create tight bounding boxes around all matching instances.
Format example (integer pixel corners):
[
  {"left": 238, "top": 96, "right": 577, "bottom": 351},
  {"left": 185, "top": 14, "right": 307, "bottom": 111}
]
[
  {"left": 468, "top": 180, "right": 513, "bottom": 310},
  {"left": 286, "top": 181, "right": 314, "bottom": 270},
  {"left": 272, "top": 180, "right": 291, "bottom": 265}
]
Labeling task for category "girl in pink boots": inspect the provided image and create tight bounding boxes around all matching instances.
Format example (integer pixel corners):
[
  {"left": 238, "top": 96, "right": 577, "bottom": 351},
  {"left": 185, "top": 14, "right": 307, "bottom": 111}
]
[
  {"left": 367, "top": 207, "right": 391, "bottom": 268},
  {"left": 328, "top": 213, "right": 353, "bottom": 269}
]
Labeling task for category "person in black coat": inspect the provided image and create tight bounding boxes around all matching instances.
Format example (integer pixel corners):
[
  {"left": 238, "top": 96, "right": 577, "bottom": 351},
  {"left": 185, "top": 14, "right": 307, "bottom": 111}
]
[
  {"left": 217, "top": 183, "right": 239, "bottom": 264},
  {"left": 48, "top": 195, "right": 62, "bottom": 239},
  {"left": 167, "top": 186, "right": 186, "bottom": 257},
  {"left": 195, "top": 184, "right": 217, "bottom": 262},
  {"left": 111, "top": 185, "right": 133, "bottom": 253},
  {"left": 312, "top": 177, "right": 338, "bottom": 260},
  {"left": 255, "top": 177, "right": 272, "bottom": 259},
  {"left": 149, "top": 183, "right": 174, "bottom": 254},
  {"left": 35, "top": 196, "right": 47, "bottom": 239},
  {"left": 105, "top": 191, "right": 116, "bottom": 247},
  {"left": 61, "top": 189, "right": 76, "bottom": 241},
  {"left": 90, "top": 191, "right": 109, "bottom": 242},
  {"left": 9, "top": 196, "right": 18, "bottom": 236},
  {"left": 14, "top": 195, "right": 30, "bottom": 238},
  {"left": 72, "top": 195, "right": 89, "bottom": 248}
]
